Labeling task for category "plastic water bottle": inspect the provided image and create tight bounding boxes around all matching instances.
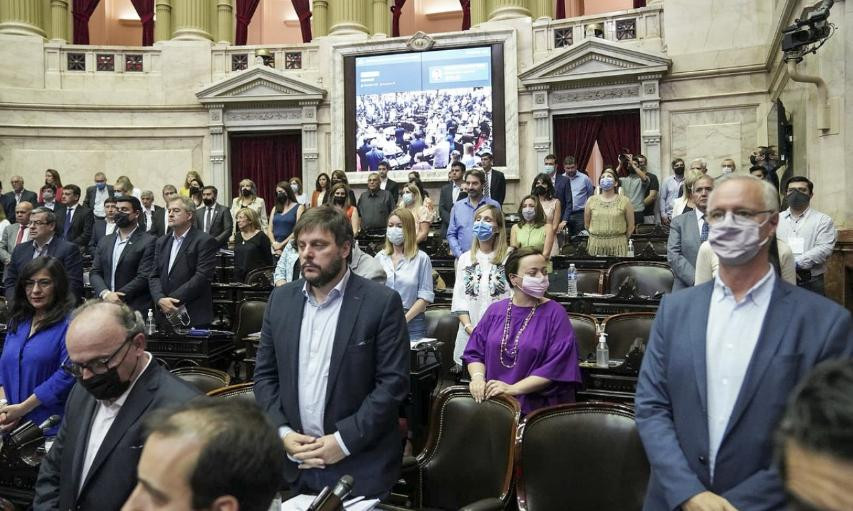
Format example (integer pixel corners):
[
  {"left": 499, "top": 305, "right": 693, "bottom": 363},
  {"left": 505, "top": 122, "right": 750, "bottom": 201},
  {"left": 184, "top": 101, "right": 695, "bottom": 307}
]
[
  {"left": 596, "top": 332, "right": 610, "bottom": 368},
  {"left": 146, "top": 309, "right": 156, "bottom": 336},
  {"left": 566, "top": 264, "right": 578, "bottom": 297},
  {"left": 627, "top": 239, "right": 635, "bottom": 257}
]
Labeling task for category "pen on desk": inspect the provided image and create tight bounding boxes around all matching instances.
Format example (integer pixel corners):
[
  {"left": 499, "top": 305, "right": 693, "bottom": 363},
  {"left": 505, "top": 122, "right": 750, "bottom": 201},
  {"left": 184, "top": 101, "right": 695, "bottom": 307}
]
[{"left": 343, "top": 496, "right": 365, "bottom": 508}]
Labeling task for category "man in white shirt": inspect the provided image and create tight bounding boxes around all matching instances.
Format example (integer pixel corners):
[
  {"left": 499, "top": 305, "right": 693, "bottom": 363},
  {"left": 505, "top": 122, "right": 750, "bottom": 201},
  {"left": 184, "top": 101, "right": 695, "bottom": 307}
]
[
  {"left": 776, "top": 176, "right": 837, "bottom": 296},
  {"left": 139, "top": 189, "right": 163, "bottom": 236},
  {"left": 84, "top": 172, "right": 115, "bottom": 221},
  {"left": 660, "top": 158, "right": 686, "bottom": 224},
  {"left": 33, "top": 301, "right": 199, "bottom": 511}
]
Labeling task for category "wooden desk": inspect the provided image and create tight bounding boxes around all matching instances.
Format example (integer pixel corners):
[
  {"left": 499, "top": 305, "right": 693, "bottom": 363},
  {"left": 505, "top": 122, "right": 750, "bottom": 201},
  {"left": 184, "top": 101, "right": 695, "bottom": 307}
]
[
  {"left": 212, "top": 282, "right": 273, "bottom": 330},
  {"left": 552, "top": 293, "right": 660, "bottom": 316},
  {"left": 578, "top": 360, "right": 638, "bottom": 405},
  {"left": 147, "top": 330, "right": 235, "bottom": 370}
]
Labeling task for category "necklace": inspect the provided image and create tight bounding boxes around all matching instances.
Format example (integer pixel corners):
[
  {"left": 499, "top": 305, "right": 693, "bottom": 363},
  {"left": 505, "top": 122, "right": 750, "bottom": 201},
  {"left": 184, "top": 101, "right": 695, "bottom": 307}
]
[{"left": 499, "top": 300, "right": 538, "bottom": 368}]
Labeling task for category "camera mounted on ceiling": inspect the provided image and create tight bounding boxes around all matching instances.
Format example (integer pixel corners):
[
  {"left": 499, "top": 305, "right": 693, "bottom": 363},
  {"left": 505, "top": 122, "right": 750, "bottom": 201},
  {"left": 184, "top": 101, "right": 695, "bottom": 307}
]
[{"left": 781, "top": 0, "right": 835, "bottom": 62}]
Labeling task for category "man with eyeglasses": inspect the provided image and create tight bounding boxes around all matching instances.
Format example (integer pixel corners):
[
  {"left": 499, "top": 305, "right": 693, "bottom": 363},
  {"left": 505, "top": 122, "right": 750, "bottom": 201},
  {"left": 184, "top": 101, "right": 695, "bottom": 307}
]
[
  {"left": 667, "top": 174, "right": 714, "bottom": 290},
  {"left": 3, "top": 207, "right": 83, "bottom": 303},
  {"left": 636, "top": 175, "right": 852, "bottom": 511},
  {"left": 33, "top": 300, "right": 200, "bottom": 511}
]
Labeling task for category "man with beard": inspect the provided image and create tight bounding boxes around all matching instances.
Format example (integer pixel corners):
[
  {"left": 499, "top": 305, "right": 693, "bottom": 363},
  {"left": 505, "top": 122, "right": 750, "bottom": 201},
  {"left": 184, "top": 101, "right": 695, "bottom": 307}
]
[{"left": 253, "top": 206, "right": 409, "bottom": 499}]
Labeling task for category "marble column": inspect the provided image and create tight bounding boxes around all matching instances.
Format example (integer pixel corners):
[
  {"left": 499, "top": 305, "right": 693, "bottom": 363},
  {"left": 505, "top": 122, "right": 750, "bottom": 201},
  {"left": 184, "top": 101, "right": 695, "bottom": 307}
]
[
  {"left": 301, "top": 102, "right": 320, "bottom": 181},
  {"left": 312, "top": 0, "right": 328, "bottom": 37},
  {"left": 489, "top": 0, "right": 530, "bottom": 21},
  {"left": 470, "top": 0, "right": 487, "bottom": 26},
  {"left": 154, "top": 0, "right": 171, "bottom": 42},
  {"left": 216, "top": 0, "right": 232, "bottom": 44},
  {"left": 49, "top": 0, "right": 68, "bottom": 42},
  {"left": 328, "top": 0, "right": 368, "bottom": 36},
  {"left": 530, "top": 87, "right": 552, "bottom": 167},
  {"left": 172, "top": 0, "right": 212, "bottom": 41},
  {"left": 372, "top": 0, "right": 388, "bottom": 36},
  {"left": 0, "top": 0, "right": 47, "bottom": 37},
  {"left": 206, "top": 105, "right": 227, "bottom": 196},
  {"left": 639, "top": 74, "right": 663, "bottom": 179},
  {"left": 530, "top": 0, "right": 551, "bottom": 20}
]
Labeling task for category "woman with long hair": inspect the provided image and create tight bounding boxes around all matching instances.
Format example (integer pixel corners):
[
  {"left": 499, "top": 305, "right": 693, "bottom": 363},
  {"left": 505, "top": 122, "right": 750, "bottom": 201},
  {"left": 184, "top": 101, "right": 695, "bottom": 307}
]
[
  {"left": 310, "top": 173, "right": 330, "bottom": 208},
  {"left": 39, "top": 169, "right": 63, "bottom": 203},
  {"left": 267, "top": 181, "right": 303, "bottom": 255},
  {"left": 289, "top": 177, "right": 308, "bottom": 205},
  {"left": 0, "top": 257, "right": 76, "bottom": 435},
  {"left": 531, "top": 173, "right": 562, "bottom": 256},
  {"left": 397, "top": 183, "right": 433, "bottom": 243},
  {"left": 329, "top": 182, "right": 360, "bottom": 235},
  {"left": 114, "top": 176, "right": 142, "bottom": 199},
  {"left": 231, "top": 178, "right": 268, "bottom": 231},
  {"left": 374, "top": 208, "right": 434, "bottom": 340},
  {"left": 510, "top": 195, "right": 554, "bottom": 258},
  {"left": 585, "top": 169, "right": 635, "bottom": 256},
  {"left": 185, "top": 176, "right": 204, "bottom": 208},
  {"left": 179, "top": 171, "right": 202, "bottom": 198},
  {"left": 234, "top": 207, "right": 274, "bottom": 282},
  {"left": 325, "top": 170, "right": 357, "bottom": 205}
]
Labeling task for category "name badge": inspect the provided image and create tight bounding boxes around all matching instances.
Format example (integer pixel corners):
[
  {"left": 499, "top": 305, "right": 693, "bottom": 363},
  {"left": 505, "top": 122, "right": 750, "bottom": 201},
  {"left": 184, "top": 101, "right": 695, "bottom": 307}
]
[{"left": 788, "top": 236, "right": 805, "bottom": 255}]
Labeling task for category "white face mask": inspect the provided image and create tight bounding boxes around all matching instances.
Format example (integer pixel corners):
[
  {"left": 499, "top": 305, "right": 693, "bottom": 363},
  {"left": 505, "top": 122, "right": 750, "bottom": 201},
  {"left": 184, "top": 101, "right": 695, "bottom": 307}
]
[
  {"left": 521, "top": 207, "right": 536, "bottom": 221},
  {"left": 386, "top": 226, "right": 405, "bottom": 246},
  {"left": 721, "top": 166, "right": 734, "bottom": 174}
]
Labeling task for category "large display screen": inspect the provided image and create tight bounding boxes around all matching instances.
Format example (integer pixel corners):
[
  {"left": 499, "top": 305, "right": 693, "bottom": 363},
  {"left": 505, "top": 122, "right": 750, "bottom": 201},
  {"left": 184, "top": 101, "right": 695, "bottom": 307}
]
[{"left": 351, "top": 46, "right": 497, "bottom": 172}]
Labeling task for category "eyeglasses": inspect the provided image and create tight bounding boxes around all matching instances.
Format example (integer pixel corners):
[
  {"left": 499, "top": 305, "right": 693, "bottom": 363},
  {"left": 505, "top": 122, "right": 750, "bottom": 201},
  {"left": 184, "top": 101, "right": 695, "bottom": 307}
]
[
  {"left": 24, "top": 279, "right": 53, "bottom": 290},
  {"left": 62, "top": 335, "right": 134, "bottom": 378},
  {"left": 28, "top": 220, "right": 50, "bottom": 226},
  {"left": 706, "top": 209, "right": 774, "bottom": 225}
]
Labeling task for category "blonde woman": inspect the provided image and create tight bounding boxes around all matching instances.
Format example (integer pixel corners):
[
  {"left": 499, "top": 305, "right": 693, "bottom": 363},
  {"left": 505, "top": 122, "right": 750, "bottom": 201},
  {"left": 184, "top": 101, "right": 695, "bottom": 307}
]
[
  {"left": 179, "top": 170, "right": 202, "bottom": 197},
  {"left": 230, "top": 179, "right": 268, "bottom": 230},
  {"left": 114, "top": 176, "right": 141, "bottom": 199},
  {"left": 451, "top": 203, "right": 511, "bottom": 365},
  {"left": 234, "top": 207, "right": 273, "bottom": 282},
  {"left": 398, "top": 183, "right": 433, "bottom": 243},
  {"left": 671, "top": 169, "right": 705, "bottom": 218},
  {"left": 585, "top": 169, "right": 635, "bottom": 256},
  {"left": 374, "top": 208, "right": 434, "bottom": 340}
]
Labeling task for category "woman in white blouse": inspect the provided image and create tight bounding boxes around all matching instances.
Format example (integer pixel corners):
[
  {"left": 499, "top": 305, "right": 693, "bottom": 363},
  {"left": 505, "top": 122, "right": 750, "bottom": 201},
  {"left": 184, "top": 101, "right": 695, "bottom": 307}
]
[{"left": 230, "top": 179, "right": 268, "bottom": 231}]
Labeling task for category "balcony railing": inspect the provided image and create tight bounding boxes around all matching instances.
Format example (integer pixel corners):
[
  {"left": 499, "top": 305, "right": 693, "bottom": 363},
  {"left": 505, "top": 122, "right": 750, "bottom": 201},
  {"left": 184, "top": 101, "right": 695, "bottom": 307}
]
[
  {"left": 212, "top": 44, "right": 320, "bottom": 76},
  {"left": 532, "top": 5, "right": 664, "bottom": 54},
  {"left": 45, "top": 43, "right": 161, "bottom": 75}
]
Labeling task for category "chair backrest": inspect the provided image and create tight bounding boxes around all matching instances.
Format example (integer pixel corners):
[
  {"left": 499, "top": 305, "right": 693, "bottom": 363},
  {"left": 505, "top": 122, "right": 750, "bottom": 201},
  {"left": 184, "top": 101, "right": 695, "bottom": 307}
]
[
  {"left": 606, "top": 262, "right": 674, "bottom": 296},
  {"left": 601, "top": 312, "right": 656, "bottom": 359},
  {"left": 0, "top": 497, "right": 14, "bottom": 511},
  {"left": 568, "top": 313, "right": 599, "bottom": 362},
  {"left": 516, "top": 402, "right": 649, "bottom": 511},
  {"left": 0, "top": 297, "right": 8, "bottom": 323},
  {"left": 207, "top": 382, "right": 256, "bottom": 406},
  {"left": 171, "top": 366, "right": 231, "bottom": 393},
  {"left": 234, "top": 300, "right": 268, "bottom": 343},
  {"left": 548, "top": 269, "right": 603, "bottom": 295},
  {"left": 418, "top": 386, "right": 520, "bottom": 510},
  {"left": 424, "top": 308, "right": 459, "bottom": 377},
  {"left": 244, "top": 266, "right": 275, "bottom": 286}
]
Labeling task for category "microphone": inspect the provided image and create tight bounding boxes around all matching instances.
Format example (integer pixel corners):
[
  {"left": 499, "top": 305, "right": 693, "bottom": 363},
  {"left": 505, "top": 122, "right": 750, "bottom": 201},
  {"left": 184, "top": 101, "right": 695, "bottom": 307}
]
[
  {"left": 38, "top": 415, "right": 61, "bottom": 433},
  {"left": 307, "top": 475, "right": 355, "bottom": 511}
]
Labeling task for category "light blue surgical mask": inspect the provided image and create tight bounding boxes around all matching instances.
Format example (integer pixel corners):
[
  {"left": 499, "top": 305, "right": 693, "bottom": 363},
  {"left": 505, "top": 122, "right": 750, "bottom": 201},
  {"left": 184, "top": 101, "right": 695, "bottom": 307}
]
[
  {"left": 386, "top": 226, "right": 405, "bottom": 246},
  {"left": 544, "top": 164, "right": 555, "bottom": 175},
  {"left": 599, "top": 177, "right": 615, "bottom": 191},
  {"left": 472, "top": 221, "right": 494, "bottom": 241},
  {"left": 402, "top": 192, "right": 414, "bottom": 206}
]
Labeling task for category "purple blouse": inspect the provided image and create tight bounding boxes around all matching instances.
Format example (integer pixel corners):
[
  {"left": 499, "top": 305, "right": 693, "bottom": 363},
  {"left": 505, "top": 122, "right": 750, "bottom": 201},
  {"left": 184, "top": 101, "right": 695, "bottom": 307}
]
[{"left": 463, "top": 298, "right": 581, "bottom": 414}]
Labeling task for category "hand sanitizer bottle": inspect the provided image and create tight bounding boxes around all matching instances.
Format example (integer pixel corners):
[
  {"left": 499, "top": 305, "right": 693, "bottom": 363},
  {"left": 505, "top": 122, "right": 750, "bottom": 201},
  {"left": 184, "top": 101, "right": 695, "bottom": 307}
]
[
  {"left": 596, "top": 332, "right": 610, "bottom": 368},
  {"left": 146, "top": 309, "right": 156, "bottom": 336},
  {"left": 627, "top": 239, "right": 635, "bottom": 257}
]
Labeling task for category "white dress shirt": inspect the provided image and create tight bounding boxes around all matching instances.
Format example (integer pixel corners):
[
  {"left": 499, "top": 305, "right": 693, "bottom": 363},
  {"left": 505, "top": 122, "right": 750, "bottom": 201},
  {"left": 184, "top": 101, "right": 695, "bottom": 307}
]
[
  {"left": 776, "top": 207, "right": 837, "bottom": 276},
  {"left": 32, "top": 236, "right": 54, "bottom": 259},
  {"left": 109, "top": 227, "right": 136, "bottom": 291},
  {"left": 93, "top": 187, "right": 109, "bottom": 218},
  {"left": 452, "top": 182, "right": 464, "bottom": 202},
  {"left": 167, "top": 231, "right": 186, "bottom": 273},
  {"left": 143, "top": 208, "right": 154, "bottom": 232},
  {"left": 79, "top": 353, "right": 153, "bottom": 492},
  {"left": 705, "top": 267, "right": 775, "bottom": 480}
]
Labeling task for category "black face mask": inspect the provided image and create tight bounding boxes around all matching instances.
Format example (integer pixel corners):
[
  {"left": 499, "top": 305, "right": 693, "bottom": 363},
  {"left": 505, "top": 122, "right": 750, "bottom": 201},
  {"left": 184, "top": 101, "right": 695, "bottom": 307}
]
[
  {"left": 333, "top": 197, "right": 346, "bottom": 206},
  {"left": 202, "top": 198, "right": 215, "bottom": 207},
  {"left": 114, "top": 212, "right": 134, "bottom": 228},
  {"left": 276, "top": 192, "right": 287, "bottom": 202},
  {"left": 674, "top": 165, "right": 685, "bottom": 175},
  {"left": 535, "top": 186, "right": 546, "bottom": 196},
  {"left": 79, "top": 366, "right": 131, "bottom": 401},
  {"left": 241, "top": 188, "right": 252, "bottom": 197},
  {"left": 787, "top": 190, "right": 810, "bottom": 210},
  {"left": 189, "top": 186, "right": 199, "bottom": 195}
]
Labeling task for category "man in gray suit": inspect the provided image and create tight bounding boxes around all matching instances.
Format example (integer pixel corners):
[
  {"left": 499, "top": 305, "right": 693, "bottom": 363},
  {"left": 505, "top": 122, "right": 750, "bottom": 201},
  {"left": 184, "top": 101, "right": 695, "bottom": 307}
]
[
  {"left": 636, "top": 176, "right": 852, "bottom": 511},
  {"left": 666, "top": 174, "right": 714, "bottom": 290},
  {"left": 0, "top": 201, "right": 32, "bottom": 265}
]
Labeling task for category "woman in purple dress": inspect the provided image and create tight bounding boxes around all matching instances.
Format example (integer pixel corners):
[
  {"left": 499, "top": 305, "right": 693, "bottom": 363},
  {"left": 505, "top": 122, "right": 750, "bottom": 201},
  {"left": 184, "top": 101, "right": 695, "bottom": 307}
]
[{"left": 463, "top": 247, "right": 581, "bottom": 414}]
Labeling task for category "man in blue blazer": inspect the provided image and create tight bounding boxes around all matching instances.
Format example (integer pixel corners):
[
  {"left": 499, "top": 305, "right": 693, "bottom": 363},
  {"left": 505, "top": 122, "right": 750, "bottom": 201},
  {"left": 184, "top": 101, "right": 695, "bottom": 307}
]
[
  {"left": 254, "top": 206, "right": 409, "bottom": 499},
  {"left": 636, "top": 176, "right": 852, "bottom": 511},
  {"left": 3, "top": 206, "right": 83, "bottom": 302},
  {"left": 667, "top": 174, "right": 715, "bottom": 290}
]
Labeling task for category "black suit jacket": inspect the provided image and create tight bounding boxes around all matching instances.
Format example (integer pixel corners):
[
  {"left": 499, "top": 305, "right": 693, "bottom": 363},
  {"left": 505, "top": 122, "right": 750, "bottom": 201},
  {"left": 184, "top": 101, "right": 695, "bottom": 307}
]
[
  {"left": 89, "top": 228, "right": 156, "bottom": 313},
  {"left": 57, "top": 204, "right": 94, "bottom": 250},
  {"left": 2, "top": 189, "right": 38, "bottom": 221},
  {"left": 33, "top": 362, "right": 200, "bottom": 511},
  {"left": 3, "top": 236, "right": 84, "bottom": 302},
  {"left": 88, "top": 219, "right": 114, "bottom": 254},
  {"left": 486, "top": 169, "right": 506, "bottom": 205},
  {"left": 83, "top": 184, "right": 115, "bottom": 214},
  {"left": 384, "top": 179, "right": 400, "bottom": 202},
  {"left": 194, "top": 203, "right": 233, "bottom": 248},
  {"left": 254, "top": 273, "right": 410, "bottom": 498},
  {"left": 40, "top": 202, "right": 67, "bottom": 227},
  {"left": 149, "top": 227, "right": 218, "bottom": 327},
  {"left": 144, "top": 206, "right": 166, "bottom": 237},
  {"left": 439, "top": 182, "right": 467, "bottom": 237}
]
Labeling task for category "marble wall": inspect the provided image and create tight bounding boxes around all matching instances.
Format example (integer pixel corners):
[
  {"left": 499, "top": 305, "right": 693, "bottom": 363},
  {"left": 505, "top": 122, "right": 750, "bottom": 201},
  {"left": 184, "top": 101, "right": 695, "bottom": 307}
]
[{"left": 668, "top": 107, "right": 759, "bottom": 172}]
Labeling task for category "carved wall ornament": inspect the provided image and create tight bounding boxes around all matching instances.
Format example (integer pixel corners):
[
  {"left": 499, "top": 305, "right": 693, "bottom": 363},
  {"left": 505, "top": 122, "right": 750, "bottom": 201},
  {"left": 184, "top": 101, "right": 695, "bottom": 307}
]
[
  {"left": 231, "top": 80, "right": 299, "bottom": 97},
  {"left": 406, "top": 32, "right": 435, "bottom": 52},
  {"left": 644, "top": 83, "right": 657, "bottom": 95},
  {"left": 550, "top": 54, "right": 635, "bottom": 77},
  {"left": 225, "top": 109, "right": 302, "bottom": 122},
  {"left": 551, "top": 86, "right": 639, "bottom": 103},
  {"left": 534, "top": 92, "right": 546, "bottom": 104}
]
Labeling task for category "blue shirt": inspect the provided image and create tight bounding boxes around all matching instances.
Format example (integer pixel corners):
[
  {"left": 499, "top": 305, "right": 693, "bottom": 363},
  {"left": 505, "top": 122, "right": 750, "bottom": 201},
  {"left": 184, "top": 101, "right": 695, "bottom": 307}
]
[
  {"left": 374, "top": 250, "right": 434, "bottom": 309},
  {"left": 446, "top": 196, "right": 501, "bottom": 257},
  {"left": 566, "top": 172, "right": 595, "bottom": 213},
  {"left": 0, "top": 316, "right": 74, "bottom": 435}
]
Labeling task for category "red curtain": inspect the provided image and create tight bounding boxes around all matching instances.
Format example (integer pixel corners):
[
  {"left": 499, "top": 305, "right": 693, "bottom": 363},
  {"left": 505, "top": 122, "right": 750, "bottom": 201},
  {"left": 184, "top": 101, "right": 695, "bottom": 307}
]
[
  {"left": 633, "top": 0, "right": 647, "bottom": 7},
  {"left": 555, "top": 0, "right": 566, "bottom": 19},
  {"left": 130, "top": 0, "right": 154, "bottom": 46},
  {"left": 391, "top": 0, "right": 406, "bottom": 37},
  {"left": 235, "top": 0, "right": 262, "bottom": 46},
  {"left": 596, "top": 111, "right": 641, "bottom": 174},
  {"left": 72, "top": 0, "right": 100, "bottom": 44},
  {"left": 230, "top": 133, "right": 302, "bottom": 208},
  {"left": 460, "top": 0, "right": 471, "bottom": 30},
  {"left": 292, "top": 0, "right": 312, "bottom": 43},
  {"left": 553, "top": 115, "right": 602, "bottom": 172}
]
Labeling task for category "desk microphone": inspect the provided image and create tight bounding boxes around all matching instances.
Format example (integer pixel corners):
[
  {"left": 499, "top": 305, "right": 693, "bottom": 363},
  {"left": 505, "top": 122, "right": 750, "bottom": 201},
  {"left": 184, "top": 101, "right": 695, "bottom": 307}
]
[{"left": 307, "top": 475, "right": 355, "bottom": 511}]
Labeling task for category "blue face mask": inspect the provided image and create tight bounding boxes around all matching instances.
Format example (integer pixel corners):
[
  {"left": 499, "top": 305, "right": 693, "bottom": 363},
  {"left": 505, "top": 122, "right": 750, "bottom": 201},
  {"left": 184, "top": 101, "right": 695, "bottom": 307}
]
[
  {"left": 472, "top": 221, "right": 494, "bottom": 241},
  {"left": 96, "top": 182, "right": 106, "bottom": 191},
  {"left": 599, "top": 177, "right": 615, "bottom": 191}
]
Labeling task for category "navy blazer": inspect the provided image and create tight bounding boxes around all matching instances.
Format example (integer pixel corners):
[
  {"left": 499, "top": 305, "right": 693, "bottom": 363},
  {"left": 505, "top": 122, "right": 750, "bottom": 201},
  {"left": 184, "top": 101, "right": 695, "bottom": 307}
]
[
  {"left": 2, "top": 189, "right": 38, "bottom": 221},
  {"left": 3, "top": 237, "right": 84, "bottom": 302},
  {"left": 89, "top": 228, "right": 156, "bottom": 314},
  {"left": 33, "top": 362, "right": 200, "bottom": 511},
  {"left": 253, "top": 273, "right": 410, "bottom": 498},
  {"left": 636, "top": 279, "right": 853, "bottom": 511}
]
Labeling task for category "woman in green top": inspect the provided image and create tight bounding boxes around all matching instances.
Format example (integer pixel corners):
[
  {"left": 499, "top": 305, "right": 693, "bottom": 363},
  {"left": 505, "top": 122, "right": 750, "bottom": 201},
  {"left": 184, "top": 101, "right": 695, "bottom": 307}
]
[
  {"left": 510, "top": 195, "right": 554, "bottom": 256},
  {"left": 585, "top": 169, "right": 635, "bottom": 256}
]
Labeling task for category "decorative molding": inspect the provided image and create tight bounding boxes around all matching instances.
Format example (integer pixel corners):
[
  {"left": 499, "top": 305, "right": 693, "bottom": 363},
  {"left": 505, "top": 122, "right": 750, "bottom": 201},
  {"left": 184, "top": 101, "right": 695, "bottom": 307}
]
[
  {"left": 643, "top": 135, "right": 661, "bottom": 145},
  {"left": 197, "top": 66, "right": 325, "bottom": 105},
  {"left": 642, "top": 101, "right": 659, "bottom": 110},
  {"left": 637, "top": 73, "right": 663, "bottom": 80},
  {"left": 224, "top": 109, "right": 302, "bottom": 122},
  {"left": 209, "top": 126, "right": 223, "bottom": 134},
  {"left": 533, "top": 142, "right": 551, "bottom": 151},
  {"left": 534, "top": 92, "right": 547, "bottom": 105},
  {"left": 406, "top": 31, "right": 435, "bottom": 52},
  {"left": 551, "top": 86, "right": 639, "bottom": 104},
  {"left": 643, "top": 83, "right": 657, "bottom": 95},
  {"left": 231, "top": 81, "right": 300, "bottom": 97},
  {"left": 303, "top": 152, "right": 319, "bottom": 160},
  {"left": 533, "top": 110, "right": 550, "bottom": 119}
]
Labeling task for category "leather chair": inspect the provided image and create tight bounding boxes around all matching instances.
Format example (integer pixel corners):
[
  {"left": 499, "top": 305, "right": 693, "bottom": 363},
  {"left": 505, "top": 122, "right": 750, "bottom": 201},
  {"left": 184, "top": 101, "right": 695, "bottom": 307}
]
[
  {"left": 244, "top": 265, "right": 275, "bottom": 286},
  {"left": 207, "top": 382, "right": 256, "bottom": 406},
  {"left": 234, "top": 300, "right": 267, "bottom": 344},
  {"left": 568, "top": 313, "right": 599, "bottom": 362},
  {"left": 601, "top": 312, "right": 656, "bottom": 359},
  {"left": 515, "top": 402, "right": 649, "bottom": 511},
  {"left": 402, "top": 386, "right": 520, "bottom": 510},
  {"left": 171, "top": 366, "right": 231, "bottom": 393},
  {"left": 548, "top": 269, "right": 603, "bottom": 294},
  {"left": 0, "top": 497, "right": 14, "bottom": 511},
  {"left": 424, "top": 308, "right": 459, "bottom": 383},
  {"left": 605, "top": 262, "right": 674, "bottom": 296}
]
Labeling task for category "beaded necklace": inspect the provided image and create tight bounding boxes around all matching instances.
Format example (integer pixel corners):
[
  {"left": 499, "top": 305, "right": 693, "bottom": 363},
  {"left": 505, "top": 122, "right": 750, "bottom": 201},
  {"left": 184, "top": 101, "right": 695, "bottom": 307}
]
[{"left": 499, "top": 300, "right": 538, "bottom": 368}]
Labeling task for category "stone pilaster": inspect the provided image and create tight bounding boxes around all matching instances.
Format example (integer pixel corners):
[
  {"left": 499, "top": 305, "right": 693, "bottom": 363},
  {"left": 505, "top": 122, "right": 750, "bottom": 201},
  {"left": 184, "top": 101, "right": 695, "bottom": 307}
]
[
  {"left": 172, "top": 0, "right": 212, "bottom": 41},
  {"left": 207, "top": 104, "right": 227, "bottom": 195},
  {"left": 49, "top": 0, "right": 68, "bottom": 41},
  {"left": 530, "top": 86, "right": 552, "bottom": 165},
  {"left": 488, "top": 0, "right": 530, "bottom": 21},
  {"left": 530, "top": 0, "right": 551, "bottom": 20},
  {"left": 638, "top": 74, "right": 663, "bottom": 176},
  {"left": 154, "top": 0, "right": 171, "bottom": 42},
  {"left": 216, "top": 0, "right": 232, "bottom": 44},
  {"left": 372, "top": 0, "right": 388, "bottom": 36},
  {"left": 312, "top": 0, "right": 328, "bottom": 37},
  {"left": 470, "top": 0, "right": 487, "bottom": 26},
  {"left": 328, "top": 0, "right": 368, "bottom": 36},
  {"left": 0, "top": 0, "right": 47, "bottom": 37}
]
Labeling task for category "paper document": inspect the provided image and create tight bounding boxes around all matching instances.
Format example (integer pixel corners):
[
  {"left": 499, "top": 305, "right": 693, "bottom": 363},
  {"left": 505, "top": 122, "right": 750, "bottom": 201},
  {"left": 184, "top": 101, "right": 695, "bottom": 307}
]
[{"left": 280, "top": 494, "right": 379, "bottom": 511}]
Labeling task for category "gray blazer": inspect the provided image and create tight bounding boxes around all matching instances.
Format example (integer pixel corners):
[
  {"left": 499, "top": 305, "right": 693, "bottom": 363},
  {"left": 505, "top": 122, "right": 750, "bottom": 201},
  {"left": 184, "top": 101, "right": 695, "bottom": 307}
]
[
  {"left": 667, "top": 210, "right": 702, "bottom": 290},
  {"left": 0, "top": 222, "right": 22, "bottom": 265}
]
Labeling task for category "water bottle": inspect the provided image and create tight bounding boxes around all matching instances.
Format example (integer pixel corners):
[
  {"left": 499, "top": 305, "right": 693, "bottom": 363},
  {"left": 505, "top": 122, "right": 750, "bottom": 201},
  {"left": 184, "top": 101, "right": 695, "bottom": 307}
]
[
  {"left": 146, "top": 308, "right": 156, "bottom": 336},
  {"left": 596, "top": 332, "right": 610, "bottom": 368},
  {"left": 566, "top": 263, "right": 578, "bottom": 297},
  {"left": 627, "top": 239, "right": 635, "bottom": 257}
]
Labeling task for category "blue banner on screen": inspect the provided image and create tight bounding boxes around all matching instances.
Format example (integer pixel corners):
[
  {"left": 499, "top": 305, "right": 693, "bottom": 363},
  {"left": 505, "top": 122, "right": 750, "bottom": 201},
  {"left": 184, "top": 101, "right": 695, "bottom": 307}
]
[{"left": 354, "top": 47, "right": 494, "bottom": 172}]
